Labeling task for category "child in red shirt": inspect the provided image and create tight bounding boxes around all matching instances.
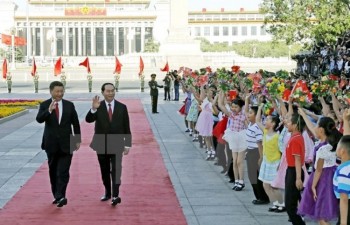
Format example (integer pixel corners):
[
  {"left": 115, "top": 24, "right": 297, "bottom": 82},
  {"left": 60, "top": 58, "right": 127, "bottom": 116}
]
[{"left": 285, "top": 113, "right": 306, "bottom": 225}]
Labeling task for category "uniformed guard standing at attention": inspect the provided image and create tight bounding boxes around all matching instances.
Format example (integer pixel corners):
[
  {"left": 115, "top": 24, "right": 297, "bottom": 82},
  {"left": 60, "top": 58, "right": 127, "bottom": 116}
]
[{"left": 148, "top": 73, "right": 163, "bottom": 114}]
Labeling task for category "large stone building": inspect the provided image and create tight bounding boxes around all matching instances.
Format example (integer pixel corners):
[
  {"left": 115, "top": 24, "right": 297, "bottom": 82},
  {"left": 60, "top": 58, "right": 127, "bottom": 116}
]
[{"left": 0, "top": 0, "right": 270, "bottom": 59}]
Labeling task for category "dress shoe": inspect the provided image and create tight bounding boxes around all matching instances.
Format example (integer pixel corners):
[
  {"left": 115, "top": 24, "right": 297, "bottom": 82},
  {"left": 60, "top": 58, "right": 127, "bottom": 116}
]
[
  {"left": 274, "top": 206, "right": 286, "bottom": 213},
  {"left": 252, "top": 199, "right": 270, "bottom": 205},
  {"left": 56, "top": 198, "right": 67, "bottom": 208},
  {"left": 111, "top": 197, "right": 121, "bottom": 206},
  {"left": 52, "top": 199, "right": 59, "bottom": 204},
  {"left": 100, "top": 195, "right": 111, "bottom": 201},
  {"left": 152, "top": 112, "right": 159, "bottom": 114}
]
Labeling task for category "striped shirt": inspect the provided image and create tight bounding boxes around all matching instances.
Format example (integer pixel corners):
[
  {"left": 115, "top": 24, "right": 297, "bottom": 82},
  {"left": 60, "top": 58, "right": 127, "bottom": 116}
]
[
  {"left": 333, "top": 160, "right": 350, "bottom": 199},
  {"left": 245, "top": 122, "right": 263, "bottom": 149}
]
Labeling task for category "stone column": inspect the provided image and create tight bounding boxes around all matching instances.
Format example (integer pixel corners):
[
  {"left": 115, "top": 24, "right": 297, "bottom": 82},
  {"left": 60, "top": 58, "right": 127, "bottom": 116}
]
[
  {"left": 32, "top": 28, "right": 36, "bottom": 56},
  {"left": 40, "top": 25, "right": 44, "bottom": 57},
  {"left": 115, "top": 25, "right": 118, "bottom": 55},
  {"left": 78, "top": 26, "right": 82, "bottom": 56},
  {"left": 141, "top": 25, "right": 145, "bottom": 52},
  {"left": 65, "top": 25, "right": 69, "bottom": 56},
  {"left": 73, "top": 27, "right": 76, "bottom": 56},
  {"left": 103, "top": 23, "right": 107, "bottom": 56},
  {"left": 27, "top": 27, "right": 32, "bottom": 58},
  {"left": 82, "top": 27, "right": 86, "bottom": 56},
  {"left": 91, "top": 26, "right": 95, "bottom": 56},
  {"left": 53, "top": 25, "right": 57, "bottom": 56}
]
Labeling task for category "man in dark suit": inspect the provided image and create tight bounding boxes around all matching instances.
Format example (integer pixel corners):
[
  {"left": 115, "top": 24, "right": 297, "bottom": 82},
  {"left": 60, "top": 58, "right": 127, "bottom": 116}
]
[
  {"left": 148, "top": 73, "right": 163, "bottom": 114},
  {"left": 85, "top": 83, "right": 132, "bottom": 206},
  {"left": 36, "top": 81, "right": 81, "bottom": 208}
]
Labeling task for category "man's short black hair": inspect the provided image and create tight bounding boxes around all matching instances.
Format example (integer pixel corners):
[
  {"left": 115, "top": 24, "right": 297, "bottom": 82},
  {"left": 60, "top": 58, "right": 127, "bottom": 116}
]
[
  {"left": 49, "top": 81, "right": 64, "bottom": 91},
  {"left": 101, "top": 83, "right": 115, "bottom": 92}
]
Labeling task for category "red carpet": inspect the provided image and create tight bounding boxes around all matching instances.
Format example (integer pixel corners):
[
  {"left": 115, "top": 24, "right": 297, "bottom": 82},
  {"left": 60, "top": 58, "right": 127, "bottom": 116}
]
[{"left": 0, "top": 99, "right": 187, "bottom": 225}]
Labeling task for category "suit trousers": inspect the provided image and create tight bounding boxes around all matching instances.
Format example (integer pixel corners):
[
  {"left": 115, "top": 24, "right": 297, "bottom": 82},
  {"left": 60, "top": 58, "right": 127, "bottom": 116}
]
[
  {"left": 285, "top": 167, "right": 305, "bottom": 225},
  {"left": 46, "top": 150, "right": 73, "bottom": 199},
  {"left": 97, "top": 152, "right": 123, "bottom": 197},
  {"left": 151, "top": 95, "right": 158, "bottom": 113},
  {"left": 246, "top": 148, "right": 269, "bottom": 202}
]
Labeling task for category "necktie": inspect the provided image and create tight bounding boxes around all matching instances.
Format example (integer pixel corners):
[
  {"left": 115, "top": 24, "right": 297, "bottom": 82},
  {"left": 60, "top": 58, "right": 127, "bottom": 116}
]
[
  {"left": 108, "top": 103, "right": 113, "bottom": 121},
  {"left": 55, "top": 102, "right": 59, "bottom": 122}
]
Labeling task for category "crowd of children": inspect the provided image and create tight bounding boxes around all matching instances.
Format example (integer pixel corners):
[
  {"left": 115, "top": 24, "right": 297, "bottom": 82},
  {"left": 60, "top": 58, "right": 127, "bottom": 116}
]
[{"left": 175, "top": 70, "right": 350, "bottom": 225}]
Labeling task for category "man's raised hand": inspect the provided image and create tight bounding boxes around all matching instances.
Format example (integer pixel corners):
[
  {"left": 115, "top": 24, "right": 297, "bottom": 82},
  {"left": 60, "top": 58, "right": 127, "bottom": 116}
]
[
  {"left": 49, "top": 100, "right": 56, "bottom": 113},
  {"left": 92, "top": 95, "right": 100, "bottom": 110}
]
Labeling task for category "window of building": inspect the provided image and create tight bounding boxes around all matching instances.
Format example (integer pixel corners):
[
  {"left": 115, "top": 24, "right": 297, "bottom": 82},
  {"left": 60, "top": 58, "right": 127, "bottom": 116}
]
[
  {"left": 251, "top": 26, "right": 257, "bottom": 36},
  {"left": 232, "top": 27, "right": 238, "bottom": 36},
  {"left": 241, "top": 26, "right": 247, "bottom": 36},
  {"left": 213, "top": 27, "right": 219, "bottom": 36},
  {"left": 204, "top": 27, "right": 210, "bottom": 36},
  {"left": 95, "top": 28, "right": 103, "bottom": 56},
  {"left": 223, "top": 27, "right": 229, "bottom": 36},
  {"left": 260, "top": 26, "right": 267, "bottom": 35},
  {"left": 194, "top": 27, "right": 201, "bottom": 36}
]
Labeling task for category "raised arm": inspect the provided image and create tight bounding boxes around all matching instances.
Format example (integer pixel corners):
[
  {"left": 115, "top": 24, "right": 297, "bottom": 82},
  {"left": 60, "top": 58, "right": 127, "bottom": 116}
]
[
  {"left": 298, "top": 108, "right": 316, "bottom": 137},
  {"left": 244, "top": 93, "right": 250, "bottom": 115},
  {"left": 256, "top": 103, "right": 265, "bottom": 131},
  {"left": 212, "top": 95, "right": 220, "bottom": 115},
  {"left": 331, "top": 92, "right": 344, "bottom": 123},
  {"left": 319, "top": 96, "right": 331, "bottom": 116},
  {"left": 343, "top": 108, "right": 350, "bottom": 135},
  {"left": 218, "top": 91, "right": 231, "bottom": 117}
]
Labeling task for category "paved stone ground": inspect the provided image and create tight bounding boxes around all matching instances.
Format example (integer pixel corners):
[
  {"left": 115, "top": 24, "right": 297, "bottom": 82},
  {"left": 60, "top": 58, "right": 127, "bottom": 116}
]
[{"left": 0, "top": 82, "right": 322, "bottom": 225}]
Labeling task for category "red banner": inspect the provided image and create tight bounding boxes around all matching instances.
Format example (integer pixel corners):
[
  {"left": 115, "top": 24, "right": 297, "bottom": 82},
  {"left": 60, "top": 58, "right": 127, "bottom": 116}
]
[
  {"left": 1, "top": 34, "right": 26, "bottom": 46},
  {"left": 65, "top": 7, "right": 106, "bottom": 16}
]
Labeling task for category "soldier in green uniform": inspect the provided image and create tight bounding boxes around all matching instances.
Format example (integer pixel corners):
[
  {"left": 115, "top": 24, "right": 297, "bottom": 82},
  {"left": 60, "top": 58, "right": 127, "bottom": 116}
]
[{"left": 148, "top": 74, "right": 163, "bottom": 114}]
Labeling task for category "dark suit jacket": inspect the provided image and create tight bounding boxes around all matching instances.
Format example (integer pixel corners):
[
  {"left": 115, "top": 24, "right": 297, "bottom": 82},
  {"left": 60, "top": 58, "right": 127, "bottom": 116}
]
[
  {"left": 36, "top": 99, "right": 81, "bottom": 154},
  {"left": 85, "top": 100, "right": 132, "bottom": 154}
]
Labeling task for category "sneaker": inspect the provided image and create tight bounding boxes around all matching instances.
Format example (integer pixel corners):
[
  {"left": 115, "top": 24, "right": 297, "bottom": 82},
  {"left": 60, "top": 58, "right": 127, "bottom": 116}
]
[
  {"left": 192, "top": 137, "right": 198, "bottom": 142},
  {"left": 185, "top": 128, "right": 190, "bottom": 132},
  {"left": 189, "top": 132, "right": 193, "bottom": 137}
]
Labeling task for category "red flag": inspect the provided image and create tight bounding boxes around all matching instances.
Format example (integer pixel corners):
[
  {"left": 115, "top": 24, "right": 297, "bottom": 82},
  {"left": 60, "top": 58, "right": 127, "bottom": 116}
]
[
  {"left": 2, "top": 59, "right": 7, "bottom": 79},
  {"left": 282, "top": 89, "right": 292, "bottom": 101},
  {"left": 160, "top": 62, "right": 169, "bottom": 72},
  {"left": 54, "top": 57, "right": 62, "bottom": 76},
  {"left": 14, "top": 36, "right": 26, "bottom": 46},
  {"left": 79, "top": 57, "right": 91, "bottom": 74},
  {"left": 291, "top": 79, "right": 312, "bottom": 101},
  {"left": 31, "top": 57, "right": 37, "bottom": 76},
  {"left": 139, "top": 56, "right": 144, "bottom": 75},
  {"left": 1, "top": 34, "right": 11, "bottom": 45},
  {"left": 113, "top": 56, "right": 122, "bottom": 74}
]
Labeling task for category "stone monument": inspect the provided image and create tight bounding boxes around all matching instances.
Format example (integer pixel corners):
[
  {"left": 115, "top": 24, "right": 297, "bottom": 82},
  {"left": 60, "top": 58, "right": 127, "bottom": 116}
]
[{"left": 159, "top": 0, "right": 203, "bottom": 68}]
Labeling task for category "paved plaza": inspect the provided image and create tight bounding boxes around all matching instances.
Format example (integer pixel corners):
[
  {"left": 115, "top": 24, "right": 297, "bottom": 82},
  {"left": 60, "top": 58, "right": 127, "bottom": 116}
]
[{"left": 0, "top": 81, "right": 320, "bottom": 225}]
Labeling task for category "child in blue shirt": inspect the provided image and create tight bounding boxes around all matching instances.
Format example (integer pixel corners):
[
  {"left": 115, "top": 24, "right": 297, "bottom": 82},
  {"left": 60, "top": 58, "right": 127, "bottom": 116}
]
[{"left": 333, "top": 109, "right": 350, "bottom": 225}]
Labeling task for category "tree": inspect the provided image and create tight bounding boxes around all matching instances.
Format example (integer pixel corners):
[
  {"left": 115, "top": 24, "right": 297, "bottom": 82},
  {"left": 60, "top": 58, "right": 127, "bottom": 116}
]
[
  {"left": 260, "top": 0, "right": 350, "bottom": 46},
  {"left": 144, "top": 39, "right": 160, "bottom": 52}
]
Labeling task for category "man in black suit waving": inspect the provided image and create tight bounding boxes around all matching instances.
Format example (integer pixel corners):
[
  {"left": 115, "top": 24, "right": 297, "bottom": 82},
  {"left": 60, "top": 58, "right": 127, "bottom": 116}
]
[
  {"left": 36, "top": 81, "right": 81, "bottom": 207},
  {"left": 85, "top": 83, "right": 132, "bottom": 206}
]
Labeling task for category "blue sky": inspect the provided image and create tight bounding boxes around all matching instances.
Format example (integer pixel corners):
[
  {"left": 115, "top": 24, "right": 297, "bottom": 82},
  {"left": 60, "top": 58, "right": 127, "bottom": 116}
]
[{"left": 13, "top": 0, "right": 262, "bottom": 12}]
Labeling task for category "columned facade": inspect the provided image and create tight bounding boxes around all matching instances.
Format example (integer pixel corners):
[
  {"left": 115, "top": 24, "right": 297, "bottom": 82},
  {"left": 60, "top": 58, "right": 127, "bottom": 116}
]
[{"left": 15, "top": 20, "right": 154, "bottom": 58}]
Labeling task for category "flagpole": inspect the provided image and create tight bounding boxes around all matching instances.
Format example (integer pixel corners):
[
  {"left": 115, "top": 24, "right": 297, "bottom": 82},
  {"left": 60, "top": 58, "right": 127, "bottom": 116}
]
[{"left": 11, "top": 28, "right": 15, "bottom": 70}]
